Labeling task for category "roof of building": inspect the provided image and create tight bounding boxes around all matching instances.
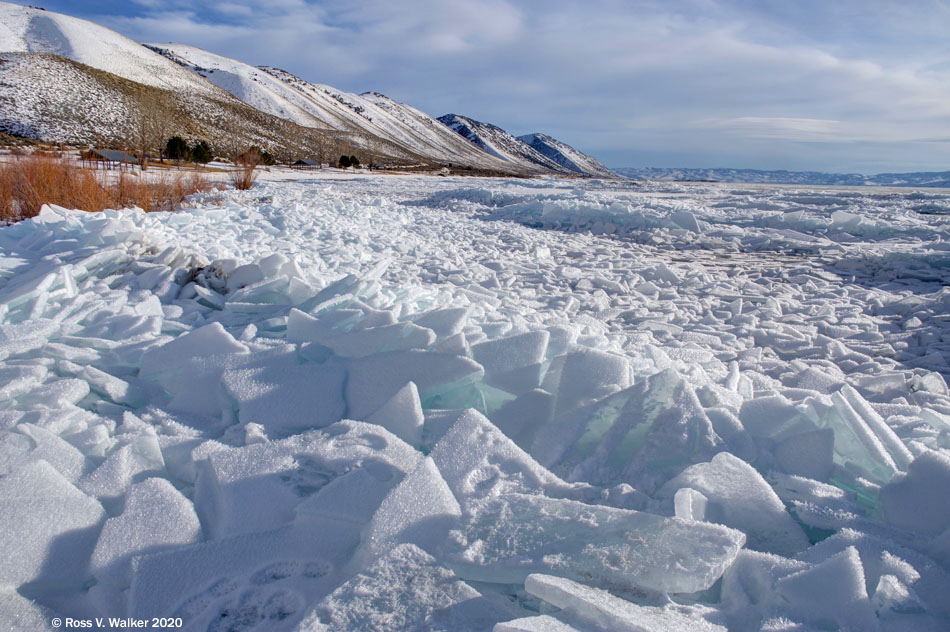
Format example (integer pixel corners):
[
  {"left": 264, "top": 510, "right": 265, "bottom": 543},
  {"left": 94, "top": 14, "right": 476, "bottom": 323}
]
[{"left": 87, "top": 149, "right": 137, "bottom": 163}]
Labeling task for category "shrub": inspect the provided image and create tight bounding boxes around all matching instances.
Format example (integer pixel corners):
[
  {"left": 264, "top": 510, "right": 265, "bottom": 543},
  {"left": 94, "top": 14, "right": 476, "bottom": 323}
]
[
  {"left": 165, "top": 136, "right": 190, "bottom": 162},
  {"left": 230, "top": 147, "right": 260, "bottom": 190},
  {"left": 349, "top": 155, "right": 361, "bottom": 168},
  {"left": 0, "top": 152, "right": 215, "bottom": 221},
  {"left": 191, "top": 140, "right": 212, "bottom": 164},
  {"left": 338, "top": 155, "right": 351, "bottom": 169}
]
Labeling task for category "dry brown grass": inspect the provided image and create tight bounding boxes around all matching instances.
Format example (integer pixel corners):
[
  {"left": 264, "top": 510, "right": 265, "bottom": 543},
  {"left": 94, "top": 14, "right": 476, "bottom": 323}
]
[
  {"left": 0, "top": 153, "right": 216, "bottom": 222},
  {"left": 229, "top": 148, "right": 260, "bottom": 191}
]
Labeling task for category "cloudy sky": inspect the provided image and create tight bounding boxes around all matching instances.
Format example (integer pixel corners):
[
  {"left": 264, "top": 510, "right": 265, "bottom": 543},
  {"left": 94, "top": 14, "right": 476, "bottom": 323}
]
[{"left": 12, "top": 0, "right": 950, "bottom": 173}]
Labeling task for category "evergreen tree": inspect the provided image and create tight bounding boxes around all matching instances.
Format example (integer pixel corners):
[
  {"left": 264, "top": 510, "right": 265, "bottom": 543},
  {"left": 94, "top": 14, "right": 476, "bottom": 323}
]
[
  {"left": 349, "top": 155, "right": 360, "bottom": 168},
  {"left": 339, "top": 155, "right": 351, "bottom": 169},
  {"left": 191, "top": 140, "right": 212, "bottom": 164},
  {"left": 165, "top": 136, "right": 189, "bottom": 162}
]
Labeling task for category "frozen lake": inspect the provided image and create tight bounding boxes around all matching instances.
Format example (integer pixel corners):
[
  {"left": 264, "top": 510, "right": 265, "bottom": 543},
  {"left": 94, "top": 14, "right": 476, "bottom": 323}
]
[{"left": 1, "top": 174, "right": 949, "bottom": 630}]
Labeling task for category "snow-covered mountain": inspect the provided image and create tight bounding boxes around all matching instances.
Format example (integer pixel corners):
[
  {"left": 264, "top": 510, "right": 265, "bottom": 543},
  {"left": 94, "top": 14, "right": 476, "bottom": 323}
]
[
  {"left": 518, "top": 133, "right": 616, "bottom": 178},
  {"left": 437, "top": 114, "right": 579, "bottom": 176},
  {"left": 615, "top": 167, "right": 950, "bottom": 188},
  {"left": 0, "top": 2, "right": 611, "bottom": 176},
  {"left": 145, "top": 44, "right": 514, "bottom": 169},
  {"left": 0, "top": 3, "right": 218, "bottom": 98}
]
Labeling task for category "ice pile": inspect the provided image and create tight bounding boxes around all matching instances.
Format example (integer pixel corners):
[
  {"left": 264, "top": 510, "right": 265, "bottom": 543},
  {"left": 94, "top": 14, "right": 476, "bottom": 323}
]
[{"left": 1, "top": 174, "right": 950, "bottom": 631}]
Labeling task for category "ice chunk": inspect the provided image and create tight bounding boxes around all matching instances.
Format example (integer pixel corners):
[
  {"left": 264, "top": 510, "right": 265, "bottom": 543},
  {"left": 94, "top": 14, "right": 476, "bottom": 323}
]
[
  {"left": 6, "top": 423, "right": 85, "bottom": 482},
  {"left": 491, "top": 389, "right": 554, "bottom": 452},
  {"left": 227, "top": 263, "right": 265, "bottom": 290},
  {"left": 720, "top": 549, "right": 808, "bottom": 626},
  {"left": 447, "top": 493, "right": 744, "bottom": 594},
  {"left": 544, "top": 346, "right": 632, "bottom": 416},
  {"left": 472, "top": 331, "right": 549, "bottom": 394},
  {"left": 0, "top": 365, "right": 48, "bottom": 401},
  {"left": 494, "top": 616, "right": 580, "bottom": 632},
  {"left": 661, "top": 452, "right": 808, "bottom": 556},
  {"left": 129, "top": 523, "right": 345, "bottom": 626},
  {"left": 880, "top": 449, "right": 950, "bottom": 536},
  {"left": 365, "top": 381, "right": 424, "bottom": 447},
  {"left": 139, "top": 322, "right": 249, "bottom": 380},
  {"left": 567, "top": 369, "right": 721, "bottom": 493},
  {"left": 196, "top": 422, "right": 419, "bottom": 539},
  {"left": 872, "top": 574, "right": 925, "bottom": 615},
  {"left": 358, "top": 458, "right": 461, "bottom": 568},
  {"left": 221, "top": 363, "right": 346, "bottom": 436},
  {"left": 671, "top": 210, "right": 702, "bottom": 233},
  {"left": 412, "top": 307, "right": 469, "bottom": 338},
  {"left": 774, "top": 547, "right": 877, "bottom": 630},
  {"left": 797, "top": 529, "right": 950, "bottom": 618},
  {"left": 0, "top": 460, "right": 104, "bottom": 588},
  {"left": 774, "top": 428, "right": 834, "bottom": 481},
  {"left": 525, "top": 573, "right": 726, "bottom": 631},
  {"left": 674, "top": 487, "right": 709, "bottom": 522},
  {"left": 345, "top": 350, "right": 484, "bottom": 419},
  {"left": 295, "top": 463, "right": 402, "bottom": 525},
  {"left": 429, "top": 409, "right": 571, "bottom": 501},
  {"left": 77, "top": 434, "right": 164, "bottom": 502},
  {"left": 301, "top": 544, "right": 513, "bottom": 631},
  {"left": 324, "top": 322, "right": 436, "bottom": 358},
  {"left": 90, "top": 478, "right": 201, "bottom": 588}
]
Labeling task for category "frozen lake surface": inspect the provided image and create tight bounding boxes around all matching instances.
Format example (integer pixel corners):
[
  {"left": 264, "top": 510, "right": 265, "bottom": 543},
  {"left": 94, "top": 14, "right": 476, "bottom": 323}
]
[{"left": 2, "top": 174, "right": 950, "bottom": 630}]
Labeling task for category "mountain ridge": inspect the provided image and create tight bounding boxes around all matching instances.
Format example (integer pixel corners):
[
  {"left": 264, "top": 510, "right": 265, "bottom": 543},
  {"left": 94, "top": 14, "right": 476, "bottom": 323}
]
[{"left": 0, "top": 2, "right": 611, "bottom": 177}]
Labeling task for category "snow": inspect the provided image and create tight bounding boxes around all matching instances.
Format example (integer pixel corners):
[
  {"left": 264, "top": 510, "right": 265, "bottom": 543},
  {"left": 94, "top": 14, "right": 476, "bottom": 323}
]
[{"left": 2, "top": 174, "right": 950, "bottom": 630}]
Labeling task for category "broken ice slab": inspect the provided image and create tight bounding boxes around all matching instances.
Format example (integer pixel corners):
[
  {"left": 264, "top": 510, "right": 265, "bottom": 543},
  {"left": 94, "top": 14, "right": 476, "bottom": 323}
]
[
  {"left": 659, "top": 452, "right": 809, "bottom": 557},
  {"left": 775, "top": 547, "right": 878, "bottom": 631},
  {"left": 0, "top": 460, "right": 105, "bottom": 589},
  {"left": 128, "top": 522, "right": 347, "bottom": 625},
  {"left": 880, "top": 449, "right": 950, "bottom": 537},
  {"left": 300, "top": 544, "right": 516, "bottom": 631},
  {"left": 195, "top": 421, "right": 420, "bottom": 539},
  {"left": 357, "top": 458, "right": 461, "bottom": 571},
  {"left": 345, "top": 350, "right": 485, "bottom": 419},
  {"left": 221, "top": 362, "right": 346, "bottom": 436},
  {"left": 365, "top": 381, "right": 424, "bottom": 447},
  {"left": 542, "top": 346, "right": 633, "bottom": 417},
  {"left": 138, "top": 322, "right": 249, "bottom": 381},
  {"left": 445, "top": 492, "right": 744, "bottom": 594},
  {"left": 472, "top": 330, "right": 549, "bottom": 394},
  {"left": 428, "top": 408, "right": 574, "bottom": 501},
  {"left": 525, "top": 573, "right": 726, "bottom": 632},
  {"left": 90, "top": 477, "right": 201, "bottom": 589},
  {"left": 565, "top": 369, "right": 721, "bottom": 494}
]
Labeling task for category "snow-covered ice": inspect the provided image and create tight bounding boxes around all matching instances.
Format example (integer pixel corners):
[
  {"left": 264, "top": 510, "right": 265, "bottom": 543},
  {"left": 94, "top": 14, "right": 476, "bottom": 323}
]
[{"left": 2, "top": 174, "right": 950, "bottom": 630}]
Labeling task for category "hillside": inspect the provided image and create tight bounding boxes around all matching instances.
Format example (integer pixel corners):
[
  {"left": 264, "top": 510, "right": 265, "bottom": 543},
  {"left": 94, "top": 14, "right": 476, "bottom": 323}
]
[
  {"left": 518, "top": 132, "right": 617, "bottom": 178},
  {"left": 0, "top": 2, "right": 610, "bottom": 176},
  {"left": 438, "top": 113, "right": 574, "bottom": 175}
]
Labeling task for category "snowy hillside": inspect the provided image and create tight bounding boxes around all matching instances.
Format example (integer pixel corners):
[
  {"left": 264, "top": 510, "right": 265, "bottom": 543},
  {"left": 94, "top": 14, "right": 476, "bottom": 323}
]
[
  {"left": 616, "top": 166, "right": 950, "bottom": 187},
  {"left": 518, "top": 132, "right": 617, "bottom": 178},
  {"left": 3, "top": 174, "right": 950, "bottom": 630},
  {"left": 0, "top": 3, "right": 219, "bottom": 98},
  {"left": 438, "top": 113, "right": 576, "bottom": 175},
  {"left": 147, "top": 44, "right": 516, "bottom": 169}
]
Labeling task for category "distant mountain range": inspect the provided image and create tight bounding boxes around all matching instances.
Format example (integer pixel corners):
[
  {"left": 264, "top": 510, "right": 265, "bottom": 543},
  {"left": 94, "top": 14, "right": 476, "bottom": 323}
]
[
  {"left": 0, "top": 2, "right": 614, "bottom": 177},
  {"left": 615, "top": 167, "right": 950, "bottom": 188}
]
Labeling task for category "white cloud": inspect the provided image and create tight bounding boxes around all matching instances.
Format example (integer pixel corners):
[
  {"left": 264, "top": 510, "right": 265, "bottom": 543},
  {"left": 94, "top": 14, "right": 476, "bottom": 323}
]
[{"left": 85, "top": 0, "right": 950, "bottom": 171}]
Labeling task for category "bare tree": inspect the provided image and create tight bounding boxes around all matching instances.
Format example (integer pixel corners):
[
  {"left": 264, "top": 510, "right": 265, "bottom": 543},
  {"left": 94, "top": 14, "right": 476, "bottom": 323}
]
[{"left": 134, "top": 93, "right": 174, "bottom": 171}]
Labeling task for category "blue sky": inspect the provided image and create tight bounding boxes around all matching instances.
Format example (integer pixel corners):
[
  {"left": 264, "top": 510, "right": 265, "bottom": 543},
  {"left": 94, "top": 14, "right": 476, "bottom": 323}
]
[{"left": 11, "top": 0, "right": 950, "bottom": 173}]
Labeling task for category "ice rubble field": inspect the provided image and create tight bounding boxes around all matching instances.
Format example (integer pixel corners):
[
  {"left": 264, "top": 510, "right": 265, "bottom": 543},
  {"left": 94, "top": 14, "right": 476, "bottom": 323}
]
[{"left": 2, "top": 174, "right": 950, "bottom": 631}]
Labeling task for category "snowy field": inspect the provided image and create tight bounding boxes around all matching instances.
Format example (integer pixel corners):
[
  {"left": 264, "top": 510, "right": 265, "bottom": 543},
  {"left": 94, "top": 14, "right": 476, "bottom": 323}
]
[{"left": 2, "top": 173, "right": 950, "bottom": 631}]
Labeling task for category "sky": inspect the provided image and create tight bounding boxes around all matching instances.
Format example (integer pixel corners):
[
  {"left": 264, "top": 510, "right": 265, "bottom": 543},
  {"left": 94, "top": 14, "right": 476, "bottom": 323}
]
[{"left": 9, "top": 0, "right": 950, "bottom": 173}]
